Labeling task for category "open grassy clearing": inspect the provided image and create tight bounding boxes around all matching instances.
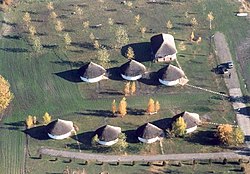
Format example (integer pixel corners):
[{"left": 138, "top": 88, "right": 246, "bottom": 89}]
[{"left": 0, "top": 0, "right": 249, "bottom": 173}]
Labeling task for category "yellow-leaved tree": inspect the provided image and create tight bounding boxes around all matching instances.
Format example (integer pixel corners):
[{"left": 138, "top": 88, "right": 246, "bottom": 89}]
[
  {"left": 26, "top": 115, "right": 33, "bottom": 128},
  {"left": 207, "top": 11, "right": 214, "bottom": 30},
  {"left": 172, "top": 117, "right": 187, "bottom": 137},
  {"left": 155, "top": 101, "right": 160, "bottom": 113},
  {"left": 0, "top": 75, "right": 13, "bottom": 113},
  {"left": 147, "top": 98, "right": 155, "bottom": 114},
  {"left": 216, "top": 124, "right": 233, "bottom": 145},
  {"left": 124, "top": 82, "right": 130, "bottom": 96},
  {"left": 111, "top": 99, "right": 117, "bottom": 115},
  {"left": 130, "top": 81, "right": 136, "bottom": 95},
  {"left": 233, "top": 127, "right": 244, "bottom": 145},
  {"left": 118, "top": 97, "right": 127, "bottom": 117},
  {"left": 126, "top": 47, "right": 135, "bottom": 59},
  {"left": 43, "top": 112, "right": 52, "bottom": 125}
]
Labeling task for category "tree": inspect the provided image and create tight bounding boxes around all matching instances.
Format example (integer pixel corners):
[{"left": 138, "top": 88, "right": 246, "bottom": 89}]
[
  {"left": 0, "top": 75, "right": 13, "bottom": 113},
  {"left": 126, "top": 1, "right": 133, "bottom": 8},
  {"left": 93, "top": 40, "right": 100, "bottom": 49},
  {"left": 108, "top": 18, "right": 114, "bottom": 25},
  {"left": 111, "top": 99, "right": 117, "bottom": 115},
  {"left": 216, "top": 124, "right": 233, "bottom": 145},
  {"left": 126, "top": 47, "right": 135, "bottom": 59},
  {"left": 178, "top": 41, "right": 186, "bottom": 51},
  {"left": 207, "top": 11, "right": 214, "bottom": 30},
  {"left": 233, "top": 127, "right": 244, "bottom": 145},
  {"left": 172, "top": 117, "right": 187, "bottom": 137},
  {"left": 130, "top": 81, "right": 136, "bottom": 95},
  {"left": 97, "top": 46, "right": 110, "bottom": 68},
  {"left": 140, "top": 27, "right": 146, "bottom": 38},
  {"left": 155, "top": 100, "right": 160, "bottom": 113},
  {"left": 64, "top": 33, "right": 72, "bottom": 48},
  {"left": 75, "top": 6, "right": 83, "bottom": 16},
  {"left": 112, "top": 133, "right": 128, "bottom": 152},
  {"left": 47, "top": 2, "right": 54, "bottom": 10},
  {"left": 115, "top": 26, "right": 129, "bottom": 48},
  {"left": 82, "top": 21, "right": 90, "bottom": 29},
  {"left": 50, "top": 11, "right": 57, "bottom": 19},
  {"left": 43, "top": 112, "right": 51, "bottom": 125},
  {"left": 166, "top": 20, "right": 173, "bottom": 30},
  {"left": 118, "top": 97, "right": 127, "bottom": 117},
  {"left": 55, "top": 20, "right": 64, "bottom": 32},
  {"left": 32, "top": 37, "right": 42, "bottom": 52},
  {"left": 190, "top": 17, "right": 198, "bottom": 28},
  {"left": 124, "top": 82, "right": 130, "bottom": 96},
  {"left": 33, "top": 116, "right": 37, "bottom": 125},
  {"left": 23, "top": 12, "right": 31, "bottom": 26},
  {"left": 190, "top": 31, "right": 195, "bottom": 41},
  {"left": 89, "top": 33, "right": 95, "bottom": 41},
  {"left": 92, "top": 134, "right": 99, "bottom": 146},
  {"left": 147, "top": 98, "right": 155, "bottom": 114},
  {"left": 29, "top": 25, "right": 37, "bottom": 36},
  {"left": 26, "top": 115, "right": 33, "bottom": 128},
  {"left": 134, "top": 14, "right": 140, "bottom": 25}
]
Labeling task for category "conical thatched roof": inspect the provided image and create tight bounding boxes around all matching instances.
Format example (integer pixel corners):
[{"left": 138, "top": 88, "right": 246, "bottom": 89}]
[
  {"left": 47, "top": 119, "right": 74, "bottom": 136},
  {"left": 95, "top": 125, "right": 121, "bottom": 142},
  {"left": 158, "top": 64, "right": 185, "bottom": 81},
  {"left": 136, "top": 123, "right": 164, "bottom": 139},
  {"left": 120, "top": 59, "right": 146, "bottom": 77},
  {"left": 150, "top": 33, "right": 177, "bottom": 57},
  {"left": 78, "top": 62, "right": 106, "bottom": 79},
  {"left": 172, "top": 111, "right": 201, "bottom": 129}
]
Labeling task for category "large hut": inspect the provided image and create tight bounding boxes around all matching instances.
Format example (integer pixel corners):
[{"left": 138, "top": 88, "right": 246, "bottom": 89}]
[
  {"left": 78, "top": 62, "right": 106, "bottom": 83},
  {"left": 172, "top": 111, "right": 201, "bottom": 134},
  {"left": 47, "top": 119, "right": 75, "bottom": 140},
  {"left": 120, "top": 59, "right": 146, "bottom": 81},
  {"left": 136, "top": 123, "right": 164, "bottom": 144},
  {"left": 95, "top": 125, "right": 122, "bottom": 146},
  {"left": 158, "top": 64, "right": 188, "bottom": 86},
  {"left": 150, "top": 33, "right": 177, "bottom": 62}
]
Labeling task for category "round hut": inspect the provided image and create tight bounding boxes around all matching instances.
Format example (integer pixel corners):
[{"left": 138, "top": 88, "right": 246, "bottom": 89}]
[
  {"left": 78, "top": 62, "right": 106, "bottom": 83},
  {"left": 172, "top": 111, "right": 201, "bottom": 134},
  {"left": 47, "top": 119, "right": 75, "bottom": 140},
  {"left": 158, "top": 64, "right": 187, "bottom": 86},
  {"left": 136, "top": 123, "right": 164, "bottom": 144},
  {"left": 120, "top": 59, "right": 146, "bottom": 81},
  {"left": 95, "top": 125, "right": 122, "bottom": 146}
]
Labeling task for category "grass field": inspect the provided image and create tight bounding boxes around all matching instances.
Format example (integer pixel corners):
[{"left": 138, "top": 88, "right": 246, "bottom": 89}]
[{"left": 0, "top": 0, "right": 249, "bottom": 173}]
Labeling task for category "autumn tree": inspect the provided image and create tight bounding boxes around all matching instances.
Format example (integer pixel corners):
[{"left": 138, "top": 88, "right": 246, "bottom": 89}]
[
  {"left": 33, "top": 116, "right": 37, "bottom": 125},
  {"left": 115, "top": 26, "right": 129, "bottom": 48},
  {"left": 147, "top": 98, "right": 155, "bottom": 114},
  {"left": 55, "top": 20, "right": 64, "bottom": 32},
  {"left": 108, "top": 18, "right": 114, "bottom": 26},
  {"left": 190, "top": 31, "right": 195, "bottom": 41},
  {"left": 140, "top": 27, "right": 146, "bottom": 38},
  {"left": 134, "top": 14, "right": 140, "bottom": 25},
  {"left": 32, "top": 37, "right": 42, "bottom": 52},
  {"left": 111, "top": 99, "right": 117, "bottom": 115},
  {"left": 29, "top": 25, "right": 37, "bottom": 36},
  {"left": 178, "top": 41, "right": 186, "bottom": 51},
  {"left": 126, "top": 1, "right": 133, "bottom": 8},
  {"left": 130, "top": 81, "right": 136, "bottom": 95},
  {"left": 113, "top": 133, "right": 128, "bottom": 152},
  {"left": 172, "top": 117, "right": 187, "bottom": 137},
  {"left": 26, "top": 115, "right": 33, "bottom": 128},
  {"left": 83, "top": 21, "right": 90, "bottom": 30},
  {"left": 118, "top": 97, "right": 127, "bottom": 117},
  {"left": 50, "top": 11, "right": 58, "bottom": 19},
  {"left": 23, "top": 12, "right": 31, "bottom": 27},
  {"left": 43, "top": 112, "right": 52, "bottom": 125},
  {"left": 93, "top": 40, "right": 100, "bottom": 49},
  {"left": 216, "top": 124, "right": 233, "bottom": 145},
  {"left": 75, "top": 6, "right": 83, "bottom": 16},
  {"left": 207, "top": 11, "right": 214, "bottom": 30},
  {"left": 124, "top": 82, "right": 130, "bottom": 96},
  {"left": 166, "top": 20, "right": 173, "bottom": 30},
  {"left": 0, "top": 75, "right": 13, "bottom": 113},
  {"left": 190, "top": 17, "right": 198, "bottom": 28},
  {"left": 47, "top": 2, "right": 54, "bottom": 10},
  {"left": 92, "top": 134, "right": 99, "bottom": 146},
  {"left": 233, "top": 127, "right": 244, "bottom": 145},
  {"left": 155, "top": 100, "right": 160, "bottom": 113},
  {"left": 126, "top": 47, "right": 135, "bottom": 59},
  {"left": 64, "top": 33, "right": 72, "bottom": 48},
  {"left": 97, "top": 46, "right": 110, "bottom": 68}
]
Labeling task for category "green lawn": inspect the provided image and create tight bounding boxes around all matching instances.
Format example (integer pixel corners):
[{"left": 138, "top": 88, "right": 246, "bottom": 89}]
[{"left": 0, "top": 0, "right": 249, "bottom": 173}]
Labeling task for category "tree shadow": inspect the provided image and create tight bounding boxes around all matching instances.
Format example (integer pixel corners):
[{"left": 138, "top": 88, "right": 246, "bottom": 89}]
[
  {"left": 127, "top": 108, "right": 145, "bottom": 116},
  {"left": 51, "top": 60, "right": 85, "bottom": 67},
  {"left": 75, "top": 109, "right": 113, "bottom": 117},
  {"left": 43, "top": 44, "right": 58, "bottom": 49},
  {"left": 99, "top": 90, "right": 123, "bottom": 96},
  {"left": 0, "top": 47, "right": 29, "bottom": 53},
  {"left": 54, "top": 69, "right": 82, "bottom": 83},
  {"left": 4, "top": 121, "right": 25, "bottom": 127},
  {"left": 23, "top": 125, "right": 50, "bottom": 140},
  {"left": 147, "top": 1, "right": 170, "bottom": 5},
  {"left": 121, "top": 42, "right": 152, "bottom": 62},
  {"left": 185, "top": 130, "right": 219, "bottom": 146},
  {"left": 151, "top": 118, "right": 172, "bottom": 130},
  {"left": 106, "top": 67, "right": 124, "bottom": 81},
  {"left": 1, "top": 20, "right": 17, "bottom": 26},
  {"left": 138, "top": 72, "right": 161, "bottom": 86},
  {"left": 3, "top": 35, "right": 21, "bottom": 40},
  {"left": 176, "top": 22, "right": 192, "bottom": 27},
  {"left": 71, "top": 42, "right": 95, "bottom": 50}
]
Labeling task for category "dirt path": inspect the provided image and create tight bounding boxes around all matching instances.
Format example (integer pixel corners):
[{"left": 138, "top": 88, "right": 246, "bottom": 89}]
[
  {"left": 214, "top": 32, "right": 250, "bottom": 143},
  {"left": 39, "top": 147, "right": 249, "bottom": 162}
]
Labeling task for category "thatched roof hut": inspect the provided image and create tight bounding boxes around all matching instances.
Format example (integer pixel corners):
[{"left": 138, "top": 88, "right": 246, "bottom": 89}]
[
  {"left": 120, "top": 59, "right": 146, "bottom": 81},
  {"left": 136, "top": 123, "right": 164, "bottom": 143},
  {"left": 95, "top": 125, "right": 122, "bottom": 146},
  {"left": 158, "top": 64, "right": 187, "bottom": 86},
  {"left": 150, "top": 33, "right": 177, "bottom": 62},
  {"left": 78, "top": 62, "right": 106, "bottom": 83},
  {"left": 172, "top": 111, "right": 201, "bottom": 133},
  {"left": 47, "top": 119, "right": 74, "bottom": 140}
]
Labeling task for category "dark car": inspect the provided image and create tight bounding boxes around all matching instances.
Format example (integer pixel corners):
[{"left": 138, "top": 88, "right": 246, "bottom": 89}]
[{"left": 217, "top": 61, "right": 233, "bottom": 69}]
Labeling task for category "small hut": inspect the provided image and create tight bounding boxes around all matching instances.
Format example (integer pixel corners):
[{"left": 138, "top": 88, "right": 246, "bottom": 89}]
[
  {"left": 172, "top": 111, "right": 201, "bottom": 134},
  {"left": 136, "top": 123, "right": 164, "bottom": 144},
  {"left": 150, "top": 33, "right": 177, "bottom": 62},
  {"left": 120, "top": 59, "right": 146, "bottom": 81},
  {"left": 47, "top": 119, "right": 75, "bottom": 140},
  {"left": 78, "top": 62, "right": 106, "bottom": 83},
  {"left": 95, "top": 125, "right": 122, "bottom": 146},
  {"left": 158, "top": 64, "right": 188, "bottom": 86}
]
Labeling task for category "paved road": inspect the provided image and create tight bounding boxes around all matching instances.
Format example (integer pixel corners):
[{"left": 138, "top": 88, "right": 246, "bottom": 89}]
[
  {"left": 214, "top": 32, "right": 250, "bottom": 141},
  {"left": 39, "top": 148, "right": 249, "bottom": 162}
]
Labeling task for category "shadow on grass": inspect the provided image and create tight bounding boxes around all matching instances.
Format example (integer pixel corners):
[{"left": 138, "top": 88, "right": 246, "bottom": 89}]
[
  {"left": 3, "top": 35, "right": 21, "bottom": 40},
  {"left": 185, "top": 130, "right": 219, "bottom": 146},
  {"left": 54, "top": 69, "right": 82, "bottom": 83},
  {"left": 0, "top": 47, "right": 29, "bottom": 53},
  {"left": 71, "top": 42, "right": 95, "bottom": 50},
  {"left": 127, "top": 108, "right": 145, "bottom": 116},
  {"left": 139, "top": 72, "right": 161, "bottom": 86},
  {"left": 51, "top": 60, "right": 85, "bottom": 67},
  {"left": 5, "top": 121, "right": 25, "bottom": 127},
  {"left": 43, "top": 44, "right": 58, "bottom": 49},
  {"left": 24, "top": 125, "right": 50, "bottom": 140},
  {"left": 121, "top": 42, "right": 152, "bottom": 62},
  {"left": 99, "top": 90, "right": 123, "bottom": 96},
  {"left": 75, "top": 109, "right": 113, "bottom": 117}
]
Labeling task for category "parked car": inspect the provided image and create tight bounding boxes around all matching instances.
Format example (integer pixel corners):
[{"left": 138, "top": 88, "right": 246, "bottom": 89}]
[{"left": 217, "top": 61, "right": 233, "bottom": 69}]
